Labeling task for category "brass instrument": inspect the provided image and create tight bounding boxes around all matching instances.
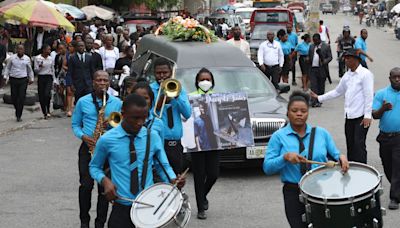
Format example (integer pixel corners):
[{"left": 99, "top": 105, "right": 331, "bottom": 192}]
[
  {"left": 90, "top": 90, "right": 107, "bottom": 156},
  {"left": 108, "top": 112, "right": 122, "bottom": 128},
  {"left": 153, "top": 67, "right": 181, "bottom": 119}
]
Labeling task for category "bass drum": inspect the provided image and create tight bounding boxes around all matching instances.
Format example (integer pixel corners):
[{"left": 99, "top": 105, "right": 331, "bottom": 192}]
[
  {"left": 131, "top": 183, "right": 191, "bottom": 228},
  {"left": 299, "top": 162, "right": 385, "bottom": 228}
]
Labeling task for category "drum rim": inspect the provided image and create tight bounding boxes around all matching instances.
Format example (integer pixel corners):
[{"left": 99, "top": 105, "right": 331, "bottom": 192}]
[
  {"left": 299, "top": 162, "right": 381, "bottom": 203},
  {"left": 130, "top": 182, "right": 183, "bottom": 228}
]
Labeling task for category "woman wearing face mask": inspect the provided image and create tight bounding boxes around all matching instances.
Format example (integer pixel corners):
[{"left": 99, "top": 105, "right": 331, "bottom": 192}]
[{"left": 189, "top": 68, "right": 219, "bottom": 220}]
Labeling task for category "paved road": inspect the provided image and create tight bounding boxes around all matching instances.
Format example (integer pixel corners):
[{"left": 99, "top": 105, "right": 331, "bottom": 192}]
[{"left": 1, "top": 14, "right": 400, "bottom": 228}]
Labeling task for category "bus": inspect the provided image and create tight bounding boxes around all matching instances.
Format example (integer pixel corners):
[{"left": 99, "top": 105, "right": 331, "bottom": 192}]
[{"left": 253, "top": 0, "right": 281, "bottom": 8}]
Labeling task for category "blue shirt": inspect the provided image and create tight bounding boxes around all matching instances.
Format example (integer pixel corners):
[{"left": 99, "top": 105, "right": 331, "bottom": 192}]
[
  {"left": 89, "top": 125, "right": 176, "bottom": 206},
  {"left": 280, "top": 40, "right": 292, "bottom": 55},
  {"left": 146, "top": 116, "right": 165, "bottom": 142},
  {"left": 295, "top": 42, "right": 310, "bottom": 56},
  {"left": 355, "top": 37, "right": 367, "bottom": 61},
  {"left": 372, "top": 86, "right": 400, "bottom": 133},
  {"left": 71, "top": 93, "right": 122, "bottom": 139},
  {"left": 263, "top": 124, "right": 340, "bottom": 184},
  {"left": 150, "top": 82, "right": 192, "bottom": 140},
  {"left": 288, "top": 32, "right": 298, "bottom": 50}
]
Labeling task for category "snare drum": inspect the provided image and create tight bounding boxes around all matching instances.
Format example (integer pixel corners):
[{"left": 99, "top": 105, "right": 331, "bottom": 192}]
[
  {"left": 299, "top": 162, "right": 385, "bottom": 228},
  {"left": 131, "top": 183, "right": 191, "bottom": 228}
]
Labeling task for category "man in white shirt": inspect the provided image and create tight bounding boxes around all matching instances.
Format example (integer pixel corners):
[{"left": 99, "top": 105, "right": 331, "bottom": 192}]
[
  {"left": 310, "top": 49, "right": 374, "bottom": 164},
  {"left": 319, "top": 20, "right": 330, "bottom": 44},
  {"left": 257, "top": 31, "right": 284, "bottom": 90},
  {"left": 220, "top": 18, "right": 230, "bottom": 38},
  {"left": 226, "top": 26, "right": 250, "bottom": 59}
]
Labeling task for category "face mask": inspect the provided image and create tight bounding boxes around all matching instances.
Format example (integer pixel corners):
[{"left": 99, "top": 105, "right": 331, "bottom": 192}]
[{"left": 198, "top": 80, "right": 212, "bottom": 92}]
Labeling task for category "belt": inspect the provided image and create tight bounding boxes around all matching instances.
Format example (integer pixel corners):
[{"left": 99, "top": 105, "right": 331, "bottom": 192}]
[
  {"left": 380, "top": 131, "right": 400, "bottom": 137},
  {"left": 264, "top": 64, "right": 279, "bottom": 68},
  {"left": 10, "top": 76, "right": 28, "bottom": 79},
  {"left": 165, "top": 140, "right": 181, "bottom": 147},
  {"left": 283, "top": 182, "right": 299, "bottom": 189},
  {"left": 300, "top": 55, "right": 308, "bottom": 57}
]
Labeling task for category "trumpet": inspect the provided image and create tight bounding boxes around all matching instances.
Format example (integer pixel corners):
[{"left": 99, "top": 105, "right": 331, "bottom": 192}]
[
  {"left": 108, "top": 112, "right": 123, "bottom": 128},
  {"left": 153, "top": 67, "right": 181, "bottom": 119}
]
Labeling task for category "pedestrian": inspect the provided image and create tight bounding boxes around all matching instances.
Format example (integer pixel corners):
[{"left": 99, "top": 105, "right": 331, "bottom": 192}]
[
  {"left": 257, "top": 31, "right": 284, "bottom": 90},
  {"left": 291, "top": 34, "right": 311, "bottom": 91},
  {"left": 310, "top": 48, "right": 374, "bottom": 164},
  {"left": 336, "top": 26, "right": 355, "bottom": 77},
  {"left": 119, "top": 30, "right": 135, "bottom": 53},
  {"left": 89, "top": 93, "right": 184, "bottom": 228},
  {"left": 263, "top": 91, "right": 349, "bottom": 228},
  {"left": 34, "top": 44, "right": 55, "bottom": 119},
  {"left": 3, "top": 44, "right": 34, "bottom": 122},
  {"left": 85, "top": 37, "right": 103, "bottom": 72},
  {"left": 189, "top": 68, "right": 219, "bottom": 220},
  {"left": 308, "top": 33, "right": 332, "bottom": 107},
  {"left": 68, "top": 41, "right": 95, "bottom": 103},
  {"left": 113, "top": 26, "right": 124, "bottom": 49},
  {"left": 54, "top": 42, "right": 67, "bottom": 111},
  {"left": 318, "top": 20, "right": 330, "bottom": 44},
  {"left": 372, "top": 67, "right": 400, "bottom": 210},
  {"left": 226, "top": 26, "right": 250, "bottom": 58},
  {"left": 72, "top": 70, "right": 122, "bottom": 228},
  {"left": 355, "top": 29, "right": 374, "bottom": 68},
  {"left": 32, "top": 27, "right": 51, "bottom": 56},
  {"left": 0, "top": 41, "right": 6, "bottom": 90},
  {"left": 63, "top": 41, "right": 76, "bottom": 117},
  {"left": 99, "top": 34, "right": 119, "bottom": 74},
  {"left": 114, "top": 45, "right": 134, "bottom": 93},
  {"left": 287, "top": 24, "right": 298, "bottom": 86},
  {"left": 150, "top": 57, "right": 192, "bottom": 174},
  {"left": 277, "top": 29, "right": 292, "bottom": 84}
]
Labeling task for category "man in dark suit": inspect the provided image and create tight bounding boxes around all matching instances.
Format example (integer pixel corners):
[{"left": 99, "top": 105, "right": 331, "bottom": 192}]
[
  {"left": 308, "top": 33, "right": 332, "bottom": 107},
  {"left": 85, "top": 37, "right": 103, "bottom": 72},
  {"left": 68, "top": 41, "right": 95, "bottom": 103},
  {"left": 0, "top": 43, "right": 6, "bottom": 89},
  {"left": 32, "top": 27, "right": 51, "bottom": 56}
]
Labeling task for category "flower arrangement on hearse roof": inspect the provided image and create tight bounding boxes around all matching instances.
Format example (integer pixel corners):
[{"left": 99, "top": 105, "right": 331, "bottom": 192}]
[{"left": 155, "top": 16, "right": 218, "bottom": 43}]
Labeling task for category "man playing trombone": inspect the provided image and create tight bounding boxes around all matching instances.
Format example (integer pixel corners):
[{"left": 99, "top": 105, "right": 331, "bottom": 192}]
[
  {"left": 71, "top": 70, "right": 122, "bottom": 228},
  {"left": 149, "top": 57, "right": 192, "bottom": 174}
]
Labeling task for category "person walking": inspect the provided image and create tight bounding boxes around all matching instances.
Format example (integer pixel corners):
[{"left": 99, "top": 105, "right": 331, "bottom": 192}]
[
  {"left": 318, "top": 20, "right": 330, "bottom": 44},
  {"left": 63, "top": 41, "right": 76, "bottom": 116},
  {"left": 287, "top": 24, "right": 298, "bottom": 86},
  {"left": 372, "top": 67, "right": 400, "bottom": 210},
  {"left": 4, "top": 44, "right": 34, "bottom": 122},
  {"left": 257, "top": 31, "right": 284, "bottom": 90},
  {"left": 355, "top": 29, "right": 374, "bottom": 69},
  {"left": 308, "top": 33, "right": 332, "bottom": 107},
  {"left": 310, "top": 49, "right": 374, "bottom": 164},
  {"left": 85, "top": 37, "right": 103, "bottom": 72},
  {"left": 277, "top": 29, "right": 292, "bottom": 84},
  {"left": 291, "top": 34, "right": 311, "bottom": 91},
  {"left": 34, "top": 44, "right": 55, "bottom": 119},
  {"left": 226, "top": 26, "right": 250, "bottom": 58}
]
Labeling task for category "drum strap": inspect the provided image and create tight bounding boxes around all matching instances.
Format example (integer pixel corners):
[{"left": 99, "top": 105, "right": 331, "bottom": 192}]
[
  {"left": 306, "top": 127, "right": 316, "bottom": 172},
  {"left": 141, "top": 119, "right": 155, "bottom": 190}
]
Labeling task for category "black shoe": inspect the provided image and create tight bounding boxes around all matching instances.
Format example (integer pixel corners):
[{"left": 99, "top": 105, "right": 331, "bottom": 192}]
[
  {"left": 389, "top": 199, "right": 399, "bottom": 210},
  {"left": 80, "top": 223, "right": 89, "bottom": 228},
  {"left": 16, "top": 117, "right": 22, "bottom": 122},
  {"left": 204, "top": 199, "right": 209, "bottom": 211},
  {"left": 292, "top": 81, "right": 297, "bottom": 86},
  {"left": 197, "top": 211, "right": 207, "bottom": 220},
  {"left": 94, "top": 222, "right": 104, "bottom": 228}
]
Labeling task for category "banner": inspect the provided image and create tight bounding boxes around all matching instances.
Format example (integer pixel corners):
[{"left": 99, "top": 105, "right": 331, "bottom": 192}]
[{"left": 182, "top": 92, "right": 255, "bottom": 152}]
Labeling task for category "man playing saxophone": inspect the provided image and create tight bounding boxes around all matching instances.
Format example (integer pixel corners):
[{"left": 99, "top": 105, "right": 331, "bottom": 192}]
[{"left": 72, "top": 70, "right": 122, "bottom": 228}]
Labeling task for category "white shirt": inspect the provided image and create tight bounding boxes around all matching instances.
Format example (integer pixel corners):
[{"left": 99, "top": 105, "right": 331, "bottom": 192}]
[
  {"left": 4, "top": 54, "right": 34, "bottom": 81},
  {"left": 221, "top": 23, "right": 230, "bottom": 36},
  {"left": 257, "top": 40, "right": 284, "bottom": 67},
  {"left": 312, "top": 45, "right": 321, "bottom": 67},
  {"left": 319, "top": 25, "right": 329, "bottom": 42},
  {"left": 34, "top": 54, "right": 55, "bottom": 77},
  {"left": 226, "top": 38, "right": 251, "bottom": 59},
  {"left": 99, "top": 47, "right": 120, "bottom": 70},
  {"left": 318, "top": 65, "right": 374, "bottom": 119},
  {"left": 36, "top": 32, "right": 44, "bottom": 50}
]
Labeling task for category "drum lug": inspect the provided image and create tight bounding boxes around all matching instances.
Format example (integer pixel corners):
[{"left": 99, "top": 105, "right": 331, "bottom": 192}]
[
  {"left": 371, "top": 197, "right": 376, "bottom": 208},
  {"left": 378, "top": 188, "right": 384, "bottom": 196},
  {"left": 302, "top": 213, "right": 307, "bottom": 222},
  {"left": 350, "top": 206, "right": 356, "bottom": 217},
  {"left": 299, "top": 194, "right": 304, "bottom": 203},
  {"left": 325, "top": 208, "right": 331, "bottom": 219},
  {"left": 381, "top": 207, "right": 387, "bottom": 216},
  {"left": 305, "top": 203, "right": 311, "bottom": 214},
  {"left": 307, "top": 223, "right": 313, "bottom": 228},
  {"left": 373, "top": 218, "right": 379, "bottom": 228}
]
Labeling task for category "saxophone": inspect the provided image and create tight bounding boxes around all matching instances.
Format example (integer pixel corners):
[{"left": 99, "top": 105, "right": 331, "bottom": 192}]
[{"left": 90, "top": 90, "right": 107, "bottom": 156}]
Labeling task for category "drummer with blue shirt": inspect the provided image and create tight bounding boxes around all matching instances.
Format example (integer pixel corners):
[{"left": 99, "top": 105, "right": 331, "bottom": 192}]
[
  {"left": 89, "top": 94, "right": 186, "bottom": 228},
  {"left": 263, "top": 91, "right": 349, "bottom": 228}
]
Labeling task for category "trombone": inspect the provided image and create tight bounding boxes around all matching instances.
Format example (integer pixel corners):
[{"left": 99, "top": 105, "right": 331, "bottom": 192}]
[{"left": 153, "top": 66, "right": 181, "bottom": 119}]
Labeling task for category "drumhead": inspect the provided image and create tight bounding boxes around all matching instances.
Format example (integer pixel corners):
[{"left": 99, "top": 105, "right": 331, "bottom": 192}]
[
  {"left": 299, "top": 162, "right": 381, "bottom": 200},
  {"left": 131, "top": 183, "right": 183, "bottom": 228}
]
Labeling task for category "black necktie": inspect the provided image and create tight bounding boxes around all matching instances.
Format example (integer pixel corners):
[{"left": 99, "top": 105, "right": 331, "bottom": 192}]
[
  {"left": 167, "top": 107, "right": 174, "bottom": 129},
  {"left": 129, "top": 135, "right": 139, "bottom": 195},
  {"left": 294, "top": 134, "right": 307, "bottom": 175}
]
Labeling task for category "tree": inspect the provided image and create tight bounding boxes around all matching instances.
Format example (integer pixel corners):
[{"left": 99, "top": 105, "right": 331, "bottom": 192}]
[{"left": 92, "top": 0, "right": 181, "bottom": 10}]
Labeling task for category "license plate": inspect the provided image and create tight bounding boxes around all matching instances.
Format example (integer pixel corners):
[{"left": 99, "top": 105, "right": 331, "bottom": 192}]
[{"left": 246, "top": 146, "right": 266, "bottom": 159}]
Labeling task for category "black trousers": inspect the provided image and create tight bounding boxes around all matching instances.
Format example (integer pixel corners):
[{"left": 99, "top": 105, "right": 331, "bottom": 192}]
[
  {"left": 262, "top": 65, "right": 281, "bottom": 89},
  {"left": 291, "top": 54, "right": 297, "bottom": 82},
  {"left": 309, "top": 67, "right": 326, "bottom": 95},
  {"left": 191, "top": 151, "right": 220, "bottom": 212},
  {"left": 345, "top": 116, "right": 369, "bottom": 163},
  {"left": 78, "top": 142, "right": 109, "bottom": 225},
  {"left": 10, "top": 77, "right": 28, "bottom": 119},
  {"left": 108, "top": 203, "right": 135, "bottom": 228},
  {"left": 377, "top": 134, "right": 400, "bottom": 201},
  {"left": 164, "top": 140, "right": 185, "bottom": 174},
  {"left": 37, "top": 75, "right": 53, "bottom": 116},
  {"left": 283, "top": 184, "right": 306, "bottom": 228}
]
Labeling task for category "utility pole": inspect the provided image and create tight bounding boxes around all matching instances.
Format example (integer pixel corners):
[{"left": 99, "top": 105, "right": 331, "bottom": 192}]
[{"left": 308, "top": 0, "right": 321, "bottom": 35}]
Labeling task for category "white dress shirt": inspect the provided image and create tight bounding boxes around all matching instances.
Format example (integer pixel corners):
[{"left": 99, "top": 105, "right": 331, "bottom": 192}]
[
  {"left": 4, "top": 54, "right": 34, "bottom": 81},
  {"left": 226, "top": 38, "right": 251, "bottom": 59},
  {"left": 34, "top": 54, "right": 55, "bottom": 77},
  {"left": 318, "top": 64, "right": 374, "bottom": 119},
  {"left": 36, "top": 32, "right": 44, "bottom": 50},
  {"left": 312, "top": 45, "right": 321, "bottom": 67},
  {"left": 257, "top": 40, "right": 284, "bottom": 67}
]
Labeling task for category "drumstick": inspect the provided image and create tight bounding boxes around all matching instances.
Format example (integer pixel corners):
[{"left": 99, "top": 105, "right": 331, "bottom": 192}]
[
  {"left": 117, "top": 196, "right": 155, "bottom": 207},
  {"left": 153, "top": 168, "right": 190, "bottom": 215},
  {"left": 304, "top": 159, "right": 337, "bottom": 168}
]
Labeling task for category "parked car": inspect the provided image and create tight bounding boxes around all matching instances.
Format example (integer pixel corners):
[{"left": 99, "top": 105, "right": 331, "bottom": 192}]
[
  {"left": 322, "top": 3, "right": 335, "bottom": 14},
  {"left": 250, "top": 8, "right": 294, "bottom": 33},
  {"left": 132, "top": 35, "right": 289, "bottom": 166},
  {"left": 249, "top": 24, "right": 286, "bottom": 64}
]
